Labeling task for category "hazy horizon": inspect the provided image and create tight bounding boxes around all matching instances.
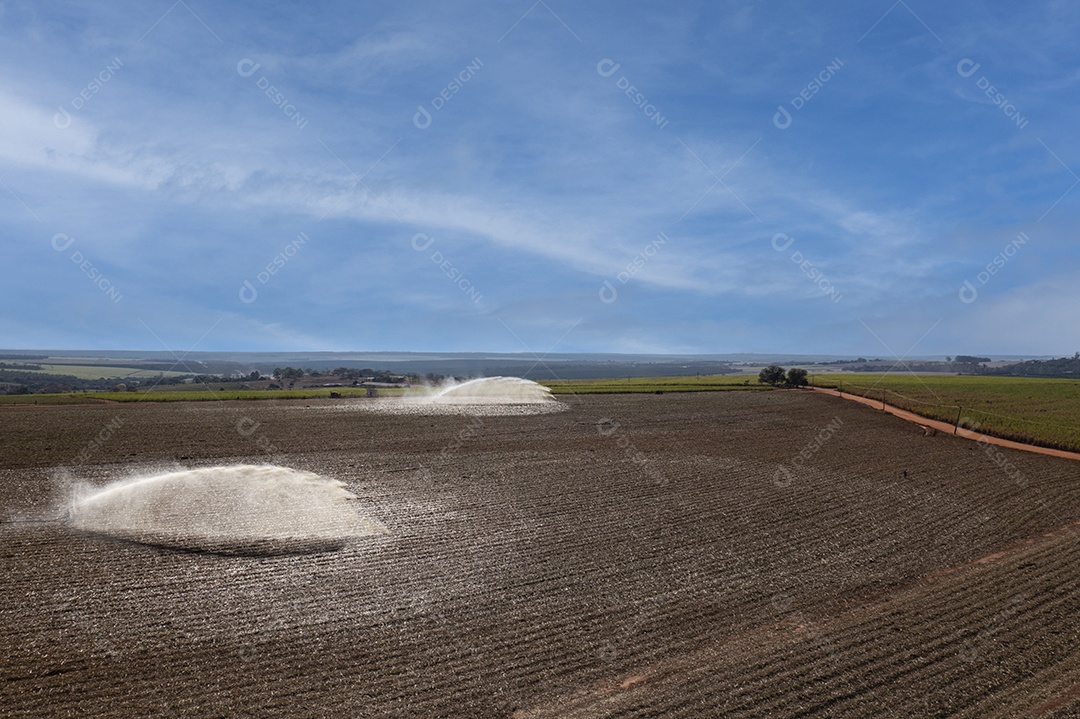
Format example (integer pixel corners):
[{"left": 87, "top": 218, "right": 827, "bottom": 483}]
[{"left": 0, "top": 347, "right": 1052, "bottom": 363}]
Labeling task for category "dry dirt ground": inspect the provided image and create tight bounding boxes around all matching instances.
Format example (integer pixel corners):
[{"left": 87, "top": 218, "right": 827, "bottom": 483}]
[{"left": 2, "top": 391, "right": 1080, "bottom": 718}]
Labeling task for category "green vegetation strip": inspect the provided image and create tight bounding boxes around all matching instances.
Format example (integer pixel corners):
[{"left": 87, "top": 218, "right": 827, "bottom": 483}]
[
  {"left": 0, "top": 387, "right": 409, "bottom": 404},
  {"left": 13, "top": 364, "right": 191, "bottom": 379},
  {"left": 813, "top": 373, "right": 1080, "bottom": 453},
  {"left": 546, "top": 374, "right": 768, "bottom": 394},
  {"left": 2, "top": 375, "right": 765, "bottom": 403}
]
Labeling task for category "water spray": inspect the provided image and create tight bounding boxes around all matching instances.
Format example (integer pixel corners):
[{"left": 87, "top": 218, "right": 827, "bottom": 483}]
[
  {"left": 425, "top": 376, "right": 557, "bottom": 404},
  {"left": 28, "top": 465, "right": 387, "bottom": 556}
]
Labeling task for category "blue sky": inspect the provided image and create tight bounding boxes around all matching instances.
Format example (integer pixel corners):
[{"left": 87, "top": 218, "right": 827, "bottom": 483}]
[{"left": 2, "top": 1, "right": 1078, "bottom": 357}]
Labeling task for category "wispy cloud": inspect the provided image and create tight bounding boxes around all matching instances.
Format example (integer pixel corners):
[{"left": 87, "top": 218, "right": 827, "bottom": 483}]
[{"left": 2, "top": 0, "right": 1078, "bottom": 354}]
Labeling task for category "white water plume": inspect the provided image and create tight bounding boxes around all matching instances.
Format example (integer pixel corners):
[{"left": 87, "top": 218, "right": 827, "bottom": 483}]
[
  {"left": 305, "top": 376, "right": 565, "bottom": 416},
  {"left": 426, "top": 376, "right": 556, "bottom": 404},
  {"left": 66, "top": 465, "right": 386, "bottom": 555}
]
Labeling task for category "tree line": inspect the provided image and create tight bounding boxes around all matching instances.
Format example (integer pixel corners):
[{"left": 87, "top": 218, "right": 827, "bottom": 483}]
[{"left": 757, "top": 365, "right": 809, "bottom": 388}]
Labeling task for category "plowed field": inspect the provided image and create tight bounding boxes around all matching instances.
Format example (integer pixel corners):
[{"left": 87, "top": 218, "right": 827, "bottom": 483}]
[{"left": 2, "top": 391, "right": 1079, "bottom": 717}]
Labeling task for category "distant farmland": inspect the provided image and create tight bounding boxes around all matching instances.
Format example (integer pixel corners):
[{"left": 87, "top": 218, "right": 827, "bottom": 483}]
[
  {"left": 6, "top": 370, "right": 1080, "bottom": 453},
  {"left": 813, "top": 373, "right": 1080, "bottom": 453},
  {"left": 0, "top": 387, "right": 409, "bottom": 404},
  {"left": 14, "top": 363, "right": 191, "bottom": 380},
  {"left": 551, "top": 372, "right": 1080, "bottom": 453},
  {"left": 546, "top": 374, "right": 765, "bottom": 393}
]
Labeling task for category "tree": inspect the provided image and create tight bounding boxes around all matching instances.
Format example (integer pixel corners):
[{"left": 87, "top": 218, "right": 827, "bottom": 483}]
[
  {"left": 758, "top": 365, "right": 787, "bottom": 386},
  {"left": 786, "top": 367, "right": 808, "bottom": 387}
]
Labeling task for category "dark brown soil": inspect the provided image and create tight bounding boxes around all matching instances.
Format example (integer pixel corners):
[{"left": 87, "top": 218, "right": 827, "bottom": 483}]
[{"left": 2, "top": 391, "right": 1079, "bottom": 718}]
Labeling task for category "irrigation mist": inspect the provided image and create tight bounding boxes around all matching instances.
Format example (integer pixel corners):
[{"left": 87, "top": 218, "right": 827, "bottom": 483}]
[
  {"left": 314, "top": 376, "right": 566, "bottom": 417},
  {"left": 426, "top": 376, "right": 557, "bottom": 404},
  {"left": 66, "top": 465, "right": 386, "bottom": 555}
]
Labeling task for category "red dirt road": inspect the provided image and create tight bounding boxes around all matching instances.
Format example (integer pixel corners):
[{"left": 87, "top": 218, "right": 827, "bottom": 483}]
[{"left": 810, "top": 386, "right": 1080, "bottom": 462}]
